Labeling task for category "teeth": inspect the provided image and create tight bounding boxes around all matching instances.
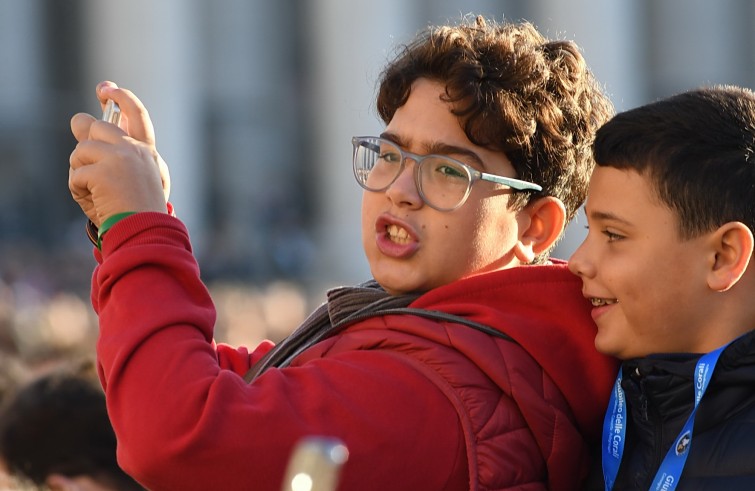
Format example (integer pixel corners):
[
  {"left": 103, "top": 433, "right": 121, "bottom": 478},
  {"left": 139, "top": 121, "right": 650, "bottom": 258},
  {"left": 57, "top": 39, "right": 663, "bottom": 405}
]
[
  {"left": 387, "top": 224, "right": 411, "bottom": 244},
  {"left": 590, "top": 298, "right": 618, "bottom": 307}
]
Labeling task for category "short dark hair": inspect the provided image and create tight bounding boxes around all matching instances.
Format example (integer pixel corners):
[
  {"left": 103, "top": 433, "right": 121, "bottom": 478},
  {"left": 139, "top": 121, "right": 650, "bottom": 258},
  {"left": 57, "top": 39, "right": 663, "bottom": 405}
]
[
  {"left": 593, "top": 85, "right": 755, "bottom": 239},
  {"left": 376, "top": 15, "right": 614, "bottom": 223},
  {"left": 0, "top": 362, "right": 143, "bottom": 490}
]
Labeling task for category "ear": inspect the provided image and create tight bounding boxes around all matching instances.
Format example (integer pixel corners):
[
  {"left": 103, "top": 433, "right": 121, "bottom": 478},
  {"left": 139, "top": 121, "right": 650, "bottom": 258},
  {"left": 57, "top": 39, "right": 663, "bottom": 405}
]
[
  {"left": 513, "top": 197, "right": 567, "bottom": 263},
  {"left": 707, "top": 221, "right": 754, "bottom": 292}
]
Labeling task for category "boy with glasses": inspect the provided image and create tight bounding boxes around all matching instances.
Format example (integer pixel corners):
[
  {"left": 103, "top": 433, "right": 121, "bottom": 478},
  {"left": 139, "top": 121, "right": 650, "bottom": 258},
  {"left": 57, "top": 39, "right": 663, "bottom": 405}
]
[
  {"left": 569, "top": 85, "right": 755, "bottom": 490},
  {"left": 68, "top": 16, "right": 615, "bottom": 491}
]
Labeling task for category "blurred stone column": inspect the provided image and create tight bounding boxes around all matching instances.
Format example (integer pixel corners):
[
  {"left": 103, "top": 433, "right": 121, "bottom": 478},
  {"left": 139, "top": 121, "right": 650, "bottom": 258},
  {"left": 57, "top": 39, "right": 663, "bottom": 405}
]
[
  {"left": 529, "top": 0, "right": 645, "bottom": 259},
  {"left": 81, "top": 0, "right": 206, "bottom": 249},
  {"left": 199, "top": 1, "right": 300, "bottom": 281},
  {"left": 305, "top": 0, "right": 417, "bottom": 290},
  {"left": 0, "top": 2, "right": 42, "bottom": 115},
  {"left": 0, "top": 1, "right": 45, "bottom": 236}
]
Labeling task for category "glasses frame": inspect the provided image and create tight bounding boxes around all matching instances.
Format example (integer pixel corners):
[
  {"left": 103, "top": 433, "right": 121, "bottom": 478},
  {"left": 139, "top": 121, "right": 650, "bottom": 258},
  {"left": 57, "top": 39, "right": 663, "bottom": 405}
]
[{"left": 352, "top": 136, "right": 543, "bottom": 212}]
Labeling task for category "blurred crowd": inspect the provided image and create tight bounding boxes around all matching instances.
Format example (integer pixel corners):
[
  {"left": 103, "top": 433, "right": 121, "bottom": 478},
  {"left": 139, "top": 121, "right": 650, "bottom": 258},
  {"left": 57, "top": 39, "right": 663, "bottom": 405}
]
[
  {"left": 0, "top": 241, "right": 310, "bottom": 390},
  {"left": 0, "top": 241, "right": 309, "bottom": 489},
  {"left": 0, "top": 280, "right": 308, "bottom": 387}
]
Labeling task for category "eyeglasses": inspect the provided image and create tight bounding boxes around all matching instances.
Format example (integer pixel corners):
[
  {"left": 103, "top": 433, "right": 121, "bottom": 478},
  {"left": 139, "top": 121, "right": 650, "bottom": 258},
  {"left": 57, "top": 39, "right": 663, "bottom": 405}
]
[{"left": 352, "top": 136, "right": 542, "bottom": 211}]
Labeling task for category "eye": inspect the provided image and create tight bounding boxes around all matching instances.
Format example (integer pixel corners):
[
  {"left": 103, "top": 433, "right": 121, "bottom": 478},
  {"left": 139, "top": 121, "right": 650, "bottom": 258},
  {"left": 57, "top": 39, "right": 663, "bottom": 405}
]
[
  {"left": 603, "top": 229, "right": 624, "bottom": 242},
  {"left": 424, "top": 158, "right": 468, "bottom": 182},
  {"left": 437, "top": 164, "right": 466, "bottom": 178},
  {"left": 382, "top": 151, "right": 402, "bottom": 163}
]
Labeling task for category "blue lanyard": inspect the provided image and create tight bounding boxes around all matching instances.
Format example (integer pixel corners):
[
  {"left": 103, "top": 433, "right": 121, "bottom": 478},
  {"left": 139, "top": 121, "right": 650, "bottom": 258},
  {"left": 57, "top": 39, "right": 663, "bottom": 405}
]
[{"left": 602, "top": 343, "right": 729, "bottom": 491}]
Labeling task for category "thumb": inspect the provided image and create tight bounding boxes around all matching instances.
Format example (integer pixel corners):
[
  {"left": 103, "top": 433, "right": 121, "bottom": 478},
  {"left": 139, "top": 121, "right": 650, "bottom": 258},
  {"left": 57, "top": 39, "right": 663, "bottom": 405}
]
[{"left": 70, "top": 112, "right": 97, "bottom": 143}]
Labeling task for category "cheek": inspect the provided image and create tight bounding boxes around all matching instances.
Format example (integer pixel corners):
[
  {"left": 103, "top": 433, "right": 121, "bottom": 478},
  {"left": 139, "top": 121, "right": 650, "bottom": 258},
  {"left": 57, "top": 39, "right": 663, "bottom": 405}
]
[
  {"left": 610, "top": 260, "right": 667, "bottom": 329},
  {"left": 459, "top": 201, "right": 517, "bottom": 263},
  {"left": 477, "top": 199, "right": 518, "bottom": 243},
  {"left": 360, "top": 194, "right": 378, "bottom": 247}
]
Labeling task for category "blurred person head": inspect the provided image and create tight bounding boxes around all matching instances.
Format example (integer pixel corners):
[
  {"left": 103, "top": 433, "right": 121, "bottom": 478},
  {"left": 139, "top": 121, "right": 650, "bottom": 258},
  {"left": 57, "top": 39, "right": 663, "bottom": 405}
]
[
  {"left": 360, "top": 16, "right": 613, "bottom": 294},
  {"left": 0, "top": 353, "right": 25, "bottom": 408},
  {"left": 0, "top": 360, "right": 144, "bottom": 491}
]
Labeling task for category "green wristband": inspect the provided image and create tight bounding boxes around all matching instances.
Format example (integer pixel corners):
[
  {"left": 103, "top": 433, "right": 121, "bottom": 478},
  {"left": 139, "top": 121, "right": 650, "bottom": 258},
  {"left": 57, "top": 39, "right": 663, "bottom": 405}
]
[{"left": 97, "top": 212, "right": 137, "bottom": 250}]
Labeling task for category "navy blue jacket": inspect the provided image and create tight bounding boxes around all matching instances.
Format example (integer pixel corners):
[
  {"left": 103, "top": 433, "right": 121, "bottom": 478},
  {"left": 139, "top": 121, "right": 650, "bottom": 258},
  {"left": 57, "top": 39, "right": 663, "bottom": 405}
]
[{"left": 591, "top": 329, "right": 755, "bottom": 490}]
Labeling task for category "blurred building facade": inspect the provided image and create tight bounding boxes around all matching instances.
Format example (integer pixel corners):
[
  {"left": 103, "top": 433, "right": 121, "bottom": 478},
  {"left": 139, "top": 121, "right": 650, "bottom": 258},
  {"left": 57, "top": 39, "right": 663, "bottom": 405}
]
[{"left": 0, "top": 0, "right": 754, "bottom": 298}]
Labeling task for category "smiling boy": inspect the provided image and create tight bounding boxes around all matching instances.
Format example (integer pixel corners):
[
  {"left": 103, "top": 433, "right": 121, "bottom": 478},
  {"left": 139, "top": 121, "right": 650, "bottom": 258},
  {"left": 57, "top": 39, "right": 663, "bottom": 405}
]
[
  {"left": 67, "top": 17, "right": 616, "bottom": 491},
  {"left": 570, "top": 85, "right": 755, "bottom": 490}
]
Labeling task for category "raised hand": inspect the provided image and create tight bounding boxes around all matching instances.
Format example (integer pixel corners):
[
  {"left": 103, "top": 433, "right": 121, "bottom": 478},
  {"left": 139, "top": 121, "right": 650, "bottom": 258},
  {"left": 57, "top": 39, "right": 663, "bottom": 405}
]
[{"left": 69, "top": 81, "right": 171, "bottom": 227}]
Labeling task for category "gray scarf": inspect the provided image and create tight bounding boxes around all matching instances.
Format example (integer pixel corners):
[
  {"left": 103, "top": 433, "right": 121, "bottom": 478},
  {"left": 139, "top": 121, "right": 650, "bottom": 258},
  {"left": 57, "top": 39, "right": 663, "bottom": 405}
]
[
  {"left": 244, "top": 280, "right": 420, "bottom": 382},
  {"left": 243, "top": 279, "right": 515, "bottom": 383}
]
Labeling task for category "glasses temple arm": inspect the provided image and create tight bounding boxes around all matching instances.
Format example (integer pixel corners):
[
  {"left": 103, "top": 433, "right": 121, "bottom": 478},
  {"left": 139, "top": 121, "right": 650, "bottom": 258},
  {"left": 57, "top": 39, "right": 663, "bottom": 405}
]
[{"left": 479, "top": 172, "right": 542, "bottom": 192}]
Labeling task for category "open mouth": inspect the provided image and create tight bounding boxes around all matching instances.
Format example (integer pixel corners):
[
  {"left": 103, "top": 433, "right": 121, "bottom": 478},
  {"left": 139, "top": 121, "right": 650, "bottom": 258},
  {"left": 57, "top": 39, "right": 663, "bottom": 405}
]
[
  {"left": 590, "top": 298, "right": 619, "bottom": 307},
  {"left": 386, "top": 224, "right": 412, "bottom": 245}
]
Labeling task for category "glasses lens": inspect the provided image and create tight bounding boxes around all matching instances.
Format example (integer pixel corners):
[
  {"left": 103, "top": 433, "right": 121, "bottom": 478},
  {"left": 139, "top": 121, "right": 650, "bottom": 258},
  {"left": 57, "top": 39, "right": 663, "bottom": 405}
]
[
  {"left": 353, "top": 138, "right": 402, "bottom": 191},
  {"left": 417, "top": 157, "right": 472, "bottom": 210}
]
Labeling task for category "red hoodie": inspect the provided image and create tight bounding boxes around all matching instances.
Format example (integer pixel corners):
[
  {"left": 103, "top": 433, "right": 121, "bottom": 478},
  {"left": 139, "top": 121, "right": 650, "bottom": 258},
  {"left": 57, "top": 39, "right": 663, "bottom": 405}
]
[{"left": 91, "top": 213, "right": 617, "bottom": 491}]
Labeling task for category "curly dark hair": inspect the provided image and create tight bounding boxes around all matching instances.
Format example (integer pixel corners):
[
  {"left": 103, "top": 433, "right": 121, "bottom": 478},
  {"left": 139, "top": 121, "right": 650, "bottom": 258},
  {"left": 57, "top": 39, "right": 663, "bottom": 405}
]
[{"left": 377, "top": 16, "right": 614, "bottom": 224}]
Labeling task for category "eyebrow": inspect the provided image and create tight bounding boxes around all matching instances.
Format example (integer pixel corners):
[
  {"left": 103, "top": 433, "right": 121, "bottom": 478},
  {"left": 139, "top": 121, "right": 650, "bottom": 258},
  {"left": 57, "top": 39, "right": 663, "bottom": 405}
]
[
  {"left": 586, "top": 209, "right": 634, "bottom": 227},
  {"left": 380, "top": 131, "right": 485, "bottom": 168}
]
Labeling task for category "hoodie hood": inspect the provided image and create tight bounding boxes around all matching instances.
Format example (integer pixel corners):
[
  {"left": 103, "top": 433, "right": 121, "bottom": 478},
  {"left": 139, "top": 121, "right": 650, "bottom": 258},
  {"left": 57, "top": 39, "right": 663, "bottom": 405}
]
[{"left": 410, "top": 259, "right": 619, "bottom": 441}]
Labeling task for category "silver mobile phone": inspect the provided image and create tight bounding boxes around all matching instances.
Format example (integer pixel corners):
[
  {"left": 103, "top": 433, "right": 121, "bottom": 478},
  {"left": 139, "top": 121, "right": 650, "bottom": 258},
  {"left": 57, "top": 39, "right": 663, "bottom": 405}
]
[
  {"left": 281, "top": 437, "right": 349, "bottom": 491},
  {"left": 102, "top": 99, "right": 121, "bottom": 126}
]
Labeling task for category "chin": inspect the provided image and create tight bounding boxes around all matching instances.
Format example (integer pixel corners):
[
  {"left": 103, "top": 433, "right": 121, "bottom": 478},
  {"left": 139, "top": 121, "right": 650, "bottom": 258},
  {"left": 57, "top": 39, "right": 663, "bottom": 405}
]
[
  {"left": 371, "top": 272, "right": 403, "bottom": 296},
  {"left": 378, "top": 282, "right": 400, "bottom": 296},
  {"left": 374, "top": 274, "right": 423, "bottom": 296},
  {"left": 594, "top": 333, "right": 628, "bottom": 360},
  {"left": 381, "top": 281, "right": 419, "bottom": 296}
]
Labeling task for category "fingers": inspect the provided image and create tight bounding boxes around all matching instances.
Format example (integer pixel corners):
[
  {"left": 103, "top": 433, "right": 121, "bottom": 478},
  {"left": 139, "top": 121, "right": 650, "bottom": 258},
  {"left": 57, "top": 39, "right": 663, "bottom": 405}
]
[
  {"left": 68, "top": 160, "right": 97, "bottom": 225},
  {"left": 68, "top": 138, "right": 168, "bottom": 226},
  {"left": 71, "top": 111, "right": 129, "bottom": 146},
  {"left": 70, "top": 113, "right": 96, "bottom": 143},
  {"left": 97, "top": 84, "right": 156, "bottom": 145},
  {"left": 68, "top": 164, "right": 93, "bottom": 207},
  {"left": 68, "top": 161, "right": 100, "bottom": 203},
  {"left": 69, "top": 139, "right": 112, "bottom": 170},
  {"left": 96, "top": 80, "right": 119, "bottom": 106}
]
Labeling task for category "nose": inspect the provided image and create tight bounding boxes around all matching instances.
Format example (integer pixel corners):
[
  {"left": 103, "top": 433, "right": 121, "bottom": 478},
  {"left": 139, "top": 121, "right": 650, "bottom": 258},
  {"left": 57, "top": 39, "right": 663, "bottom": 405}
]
[
  {"left": 567, "top": 240, "right": 595, "bottom": 279},
  {"left": 384, "top": 159, "right": 423, "bottom": 209}
]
